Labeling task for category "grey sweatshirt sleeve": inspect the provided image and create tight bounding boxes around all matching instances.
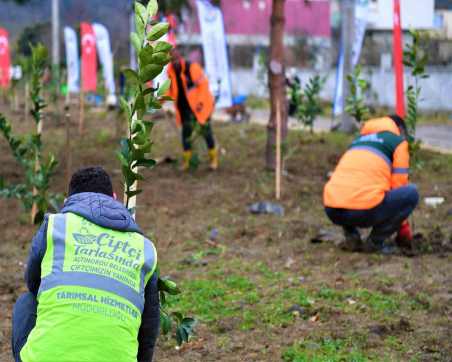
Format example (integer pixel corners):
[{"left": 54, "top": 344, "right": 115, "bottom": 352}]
[
  {"left": 137, "top": 272, "right": 160, "bottom": 362},
  {"left": 25, "top": 216, "right": 48, "bottom": 296}
]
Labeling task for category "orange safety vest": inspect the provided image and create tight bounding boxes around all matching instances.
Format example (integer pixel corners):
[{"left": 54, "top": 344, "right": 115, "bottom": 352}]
[
  {"left": 323, "top": 117, "right": 410, "bottom": 210},
  {"left": 167, "top": 59, "right": 214, "bottom": 126}
]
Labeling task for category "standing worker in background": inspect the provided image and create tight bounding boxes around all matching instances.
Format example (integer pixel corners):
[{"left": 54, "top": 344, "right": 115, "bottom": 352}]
[
  {"left": 323, "top": 116, "right": 419, "bottom": 253},
  {"left": 12, "top": 167, "right": 160, "bottom": 362},
  {"left": 167, "top": 48, "right": 218, "bottom": 171}
]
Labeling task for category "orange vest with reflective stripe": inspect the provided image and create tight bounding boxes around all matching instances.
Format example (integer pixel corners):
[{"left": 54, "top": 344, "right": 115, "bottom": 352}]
[
  {"left": 167, "top": 59, "right": 214, "bottom": 126},
  {"left": 323, "top": 117, "right": 410, "bottom": 210}
]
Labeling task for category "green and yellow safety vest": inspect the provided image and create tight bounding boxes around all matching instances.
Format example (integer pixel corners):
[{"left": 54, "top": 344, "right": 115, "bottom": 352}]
[{"left": 21, "top": 212, "right": 157, "bottom": 362}]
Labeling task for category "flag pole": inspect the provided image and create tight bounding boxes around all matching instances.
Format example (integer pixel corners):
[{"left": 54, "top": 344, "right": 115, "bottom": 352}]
[{"left": 393, "top": 0, "right": 406, "bottom": 117}]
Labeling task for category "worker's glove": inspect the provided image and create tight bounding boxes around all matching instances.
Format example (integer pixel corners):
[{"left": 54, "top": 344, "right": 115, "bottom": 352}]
[{"left": 395, "top": 221, "right": 413, "bottom": 248}]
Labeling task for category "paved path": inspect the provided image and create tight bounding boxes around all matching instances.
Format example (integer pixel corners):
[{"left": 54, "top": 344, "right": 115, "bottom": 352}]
[{"left": 214, "top": 109, "right": 452, "bottom": 154}]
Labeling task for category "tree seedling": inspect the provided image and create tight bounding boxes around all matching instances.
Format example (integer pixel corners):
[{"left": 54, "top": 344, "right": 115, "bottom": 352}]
[
  {"left": 0, "top": 43, "right": 61, "bottom": 224},
  {"left": 118, "top": 0, "right": 195, "bottom": 346}
]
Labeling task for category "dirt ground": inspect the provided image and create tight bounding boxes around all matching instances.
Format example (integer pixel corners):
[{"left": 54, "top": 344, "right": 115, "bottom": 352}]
[{"left": 0, "top": 103, "right": 451, "bottom": 361}]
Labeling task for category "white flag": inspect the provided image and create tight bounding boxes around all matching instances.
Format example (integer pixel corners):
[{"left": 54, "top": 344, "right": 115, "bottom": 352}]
[
  {"left": 196, "top": 0, "right": 232, "bottom": 108},
  {"left": 93, "top": 23, "right": 116, "bottom": 105},
  {"left": 64, "top": 27, "right": 80, "bottom": 93},
  {"left": 333, "top": 0, "right": 370, "bottom": 117}
]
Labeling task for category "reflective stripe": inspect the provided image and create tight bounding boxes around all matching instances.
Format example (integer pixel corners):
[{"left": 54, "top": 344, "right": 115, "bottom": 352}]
[
  {"left": 39, "top": 272, "right": 144, "bottom": 312},
  {"left": 140, "top": 238, "right": 157, "bottom": 292},
  {"left": 393, "top": 167, "right": 409, "bottom": 174},
  {"left": 38, "top": 213, "right": 152, "bottom": 313},
  {"left": 52, "top": 214, "right": 66, "bottom": 274},
  {"left": 349, "top": 145, "right": 392, "bottom": 169}
]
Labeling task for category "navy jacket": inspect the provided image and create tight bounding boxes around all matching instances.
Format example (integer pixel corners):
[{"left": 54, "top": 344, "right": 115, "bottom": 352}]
[{"left": 25, "top": 192, "right": 160, "bottom": 362}]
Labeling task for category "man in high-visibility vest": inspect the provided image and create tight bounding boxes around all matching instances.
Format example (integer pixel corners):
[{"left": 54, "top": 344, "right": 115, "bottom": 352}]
[
  {"left": 167, "top": 49, "right": 219, "bottom": 171},
  {"left": 323, "top": 116, "right": 419, "bottom": 253},
  {"left": 12, "top": 167, "right": 159, "bottom": 362}
]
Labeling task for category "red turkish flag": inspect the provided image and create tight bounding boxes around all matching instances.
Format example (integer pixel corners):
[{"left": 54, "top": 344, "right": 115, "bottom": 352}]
[
  {"left": 80, "top": 22, "right": 97, "bottom": 92},
  {"left": 393, "top": 0, "right": 405, "bottom": 118},
  {"left": 0, "top": 28, "right": 11, "bottom": 89}
]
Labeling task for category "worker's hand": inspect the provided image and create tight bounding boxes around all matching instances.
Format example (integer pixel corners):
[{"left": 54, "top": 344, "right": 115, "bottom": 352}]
[{"left": 395, "top": 221, "right": 413, "bottom": 248}]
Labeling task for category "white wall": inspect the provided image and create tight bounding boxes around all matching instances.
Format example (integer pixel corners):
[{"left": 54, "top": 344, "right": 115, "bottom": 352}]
[
  {"left": 231, "top": 67, "right": 452, "bottom": 112},
  {"left": 367, "top": 0, "right": 435, "bottom": 30}
]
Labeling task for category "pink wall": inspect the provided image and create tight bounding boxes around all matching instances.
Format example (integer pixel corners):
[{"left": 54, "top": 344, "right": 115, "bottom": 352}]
[{"left": 187, "top": 0, "right": 331, "bottom": 38}]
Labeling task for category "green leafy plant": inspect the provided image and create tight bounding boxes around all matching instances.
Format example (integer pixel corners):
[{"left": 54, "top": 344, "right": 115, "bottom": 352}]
[
  {"left": 345, "top": 65, "right": 370, "bottom": 124},
  {"left": 117, "top": 0, "right": 195, "bottom": 346},
  {"left": 403, "top": 30, "right": 429, "bottom": 162},
  {"left": 294, "top": 75, "right": 324, "bottom": 133},
  {"left": 0, "top": 44, "right": 61, "bottom": 224}
]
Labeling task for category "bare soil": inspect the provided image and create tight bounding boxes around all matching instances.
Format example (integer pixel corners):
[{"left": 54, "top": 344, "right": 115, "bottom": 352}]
[{"left": 0, "top": 102, "right": 451, "bottom": 361}]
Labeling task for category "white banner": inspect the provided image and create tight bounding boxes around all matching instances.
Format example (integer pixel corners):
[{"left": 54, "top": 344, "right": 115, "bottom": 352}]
[
  {"left": 64, "top": 27, "right": 80, "bottom": 93},
  {"left": 196, "top": 0, "right": 232, "bottom": 108},
  {"left": 333, "top": 0, "right": 369, "bottom": 117},
  {"left": 93, "top": 23, "right": 116, "bottom": 105}
]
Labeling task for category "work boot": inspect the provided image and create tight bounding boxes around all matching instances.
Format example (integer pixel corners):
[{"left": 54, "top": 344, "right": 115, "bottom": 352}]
[
  {"left": 363, "top": 237, "right": 397, "bottom": 255},
  {"left": 340, "top": 227, "right": 362, "bottom": 252},
  {"left": 208, "top": 147, "right": 219, "bottom": 171},
  {"left": 181, "top": 150, "right": 192, "bottom": 171}
]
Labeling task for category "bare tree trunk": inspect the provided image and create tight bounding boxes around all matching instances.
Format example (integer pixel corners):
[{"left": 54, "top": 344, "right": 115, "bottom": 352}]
[
  {"left": 266, "top": 0, "right": 287, "bottom": 170},
  {"left": 339, "top": 0, "right": 356, "bottom": 133}
]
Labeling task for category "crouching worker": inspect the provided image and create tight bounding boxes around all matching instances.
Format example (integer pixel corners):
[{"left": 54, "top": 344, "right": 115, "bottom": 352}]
[
  {"left": 12, "top": 167, "right": 159, "bottom": 362},
  {"left": 167, "top": 49, "right": 218, "bottom": 171},
  {"left": 323, "top": 116, "right": 419, "bottom": 253}
]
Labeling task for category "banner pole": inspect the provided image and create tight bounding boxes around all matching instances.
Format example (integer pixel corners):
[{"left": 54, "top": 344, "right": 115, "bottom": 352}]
[
  {"left": 79, "top": 90, "right": 84, "bottom": 134},
  {"left": 65, "top": 93, "right": 72, "bottom": 186}
]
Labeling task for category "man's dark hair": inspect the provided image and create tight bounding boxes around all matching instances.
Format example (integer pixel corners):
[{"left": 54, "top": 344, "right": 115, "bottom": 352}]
[
  {"left": 68, "top": 167, "right": 113, "bottom": 197},
  {"left": 389, "top": 114, "right": 407, "bottom": 135}
]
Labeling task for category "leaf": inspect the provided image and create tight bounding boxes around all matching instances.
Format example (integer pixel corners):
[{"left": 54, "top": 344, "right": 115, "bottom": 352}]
[
  {"left": 159, "top": 95, "right": 174, "bottom": 102},
  {"left": 134, "top": 94, "right": 146, "bottom": 115},
  {"left": 116, "top": 150, "right": 129, "bottom": 168},
  {"left": 139, "top": 46, "right": 154, "bottom": 66},
  {"left": 154, "top": 41, "right": 173, "bottom": 53},
  {"left": 120, "top": 97, "right": 132, "bottom": 120},
  {"left": 158, "top": 277, "right": 181, "bottom": 295},
  {"left": 151, "top": 52, "right": 171, "bottom": 65},
  {"left": 140, "top": 64, "right": 163, "bottom": 83},
  {"left": 158, "top": 79, "right": 171, "bottom": 96},
  {"left": 146, "top": 0, "right": 158, "bottom": 18},
  {"left": 134, "top": 159, "right": 156, "bottom": 168},
  {"left": 135, "top": 2, "right": 147, "bottom": 24},
  {"left": 149, "top": 97, "right": 162, "bottom": 109},
  {"left": 125, "top": 189, "right": 143, "bottom": 198},
  {"left": 147, "top": 22, "right": 169, "bottom": 42},
  {"left": 176, "top": 325, "right": 189, "bottom": 346},
  {"left": 160, "top": 313, "right": 172, "bottom": 335},
  {"left": 131, "top": 32, "right": 142, "bottom": 52}
]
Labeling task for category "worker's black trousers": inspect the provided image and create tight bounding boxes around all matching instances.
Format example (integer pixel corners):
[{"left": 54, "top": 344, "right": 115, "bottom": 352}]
[
  {"left": 325, "top": 184, "right": 419, "bottom": 242},
  {"left": 181, "top": 114, "right": 215, "bottom": 151}
]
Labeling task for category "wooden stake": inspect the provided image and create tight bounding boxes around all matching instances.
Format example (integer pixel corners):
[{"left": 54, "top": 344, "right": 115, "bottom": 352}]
[
  {"left": 31, "top": 115, "right": 43, "bottom": 224},
  {"left": 79, "top": 91, "right": 85, "bottom": 134},
  {"left": 124, "top": 113, "right": 138, "bottom": 221},
  {"left": 24, "top": 82, "right": 29, "bottom": 123},
  {"left": 275, "top": 100, "right": 282, "bottom": 200}
]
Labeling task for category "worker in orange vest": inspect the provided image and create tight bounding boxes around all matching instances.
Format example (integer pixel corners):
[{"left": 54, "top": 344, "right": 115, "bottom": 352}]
[
  {"left": 323, "top": 115, "right": 419, "bottom": 253},
  {"left": 167, "top": 49, "right": 218, "bottom": 170}
]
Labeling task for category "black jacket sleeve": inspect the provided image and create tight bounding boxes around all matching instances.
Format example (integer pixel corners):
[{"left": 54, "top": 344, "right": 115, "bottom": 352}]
[
  {"left": 25, "top": 216, "right": 48, "bottom": 296},
  {"left": 137, "top": 273, "right": 160, "bottom": 362}
]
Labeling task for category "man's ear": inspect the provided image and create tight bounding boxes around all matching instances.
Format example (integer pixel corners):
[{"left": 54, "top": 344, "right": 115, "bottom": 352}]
[{"left": 113, "top": 192, "right": 117, "bottom": 200}]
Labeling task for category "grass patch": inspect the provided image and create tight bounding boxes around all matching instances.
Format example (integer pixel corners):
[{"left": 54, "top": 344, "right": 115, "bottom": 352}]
[{"left": 282, "top": 337, "right": 370, "bottom": 362}]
